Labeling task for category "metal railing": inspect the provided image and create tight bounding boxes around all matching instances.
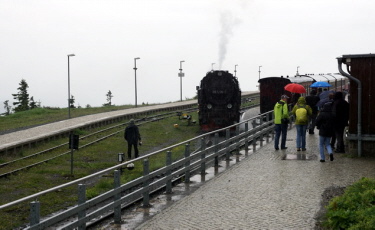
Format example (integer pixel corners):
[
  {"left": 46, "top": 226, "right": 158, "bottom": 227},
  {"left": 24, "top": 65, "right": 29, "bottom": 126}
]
[{"left": 0, "top": 110, "right": 275, "bottom": 230}]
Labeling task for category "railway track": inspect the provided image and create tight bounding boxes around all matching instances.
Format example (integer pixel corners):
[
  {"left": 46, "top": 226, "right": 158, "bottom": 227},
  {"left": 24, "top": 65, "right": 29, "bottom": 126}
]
[
  {"left": 0, "top": 108, "right": 197, "bottom": 179},
  {"left": 0, "top": 96, "right": 259, "bottom": 179}
]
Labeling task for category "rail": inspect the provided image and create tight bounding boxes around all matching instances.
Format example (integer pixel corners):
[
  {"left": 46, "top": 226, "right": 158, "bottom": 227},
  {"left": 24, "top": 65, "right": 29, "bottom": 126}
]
[{"left": 0, "top": 108, "right": 274, "bottom": 229}]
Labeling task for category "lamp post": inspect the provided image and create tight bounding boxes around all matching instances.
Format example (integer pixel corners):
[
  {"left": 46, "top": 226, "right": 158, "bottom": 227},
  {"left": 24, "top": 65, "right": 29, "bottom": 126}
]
[
  {"left": 67, "top": 54, "right": 75, "bottom": 119},
  {"left": 179, "top": 60, "right": 185, "bottom": 102},
  {"left": 296, "top": 66, "right": 300, "bottom": 76},
  {"left": 234, "top": 64, "right": 238, "bottom": 77},
  {"left": 133, "top": 57, "right": 140, "bottom": 107},
  {"left": 211, "top": 63, "right": 215, "bottom": 71},
  {"left": 258, "top": 66, "right": 262, "bottom": 79}
]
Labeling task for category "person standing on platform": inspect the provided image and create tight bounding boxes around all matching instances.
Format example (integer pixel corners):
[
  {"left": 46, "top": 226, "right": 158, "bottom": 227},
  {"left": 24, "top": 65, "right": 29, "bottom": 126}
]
[
  {"left": 332, "top": 91, "right": 350, "bottom": 153},
  {"left": 305, "top": 89, "right": 320, "bottom": 134},
  {"left": 274, "top": 95, "right": 290, "bottom": 150},
  {"left": 124, "top": 119, "right": 142, "bottom": 159},
  {"left": 315, "top": 102, "right": 335, "bottom": 162},
  {"left": 292, "top": 97, "right": 312, "bottom": 151}
]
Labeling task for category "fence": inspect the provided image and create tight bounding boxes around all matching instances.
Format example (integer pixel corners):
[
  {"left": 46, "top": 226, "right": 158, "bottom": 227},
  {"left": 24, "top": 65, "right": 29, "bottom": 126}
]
[{"left": 1, "top": 110, "right": 275, "bottom": 229}]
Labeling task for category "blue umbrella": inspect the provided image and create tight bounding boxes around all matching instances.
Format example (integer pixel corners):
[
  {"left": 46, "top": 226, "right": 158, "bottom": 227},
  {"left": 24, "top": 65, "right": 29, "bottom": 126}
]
[{"left": 310, "top": 81, "right": 332, "bottom": 88}]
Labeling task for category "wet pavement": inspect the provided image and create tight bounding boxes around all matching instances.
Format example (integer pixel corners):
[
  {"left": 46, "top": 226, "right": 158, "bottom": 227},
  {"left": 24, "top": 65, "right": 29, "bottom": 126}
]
[{"left": 97, "top": 125, "right": 375, "bottom": 230}]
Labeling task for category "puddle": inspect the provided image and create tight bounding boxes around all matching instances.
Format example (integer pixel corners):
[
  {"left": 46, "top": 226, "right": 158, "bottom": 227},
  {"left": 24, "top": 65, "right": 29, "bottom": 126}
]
[{"left": 281, "top": 153, "right": 317, "bottom": 161}]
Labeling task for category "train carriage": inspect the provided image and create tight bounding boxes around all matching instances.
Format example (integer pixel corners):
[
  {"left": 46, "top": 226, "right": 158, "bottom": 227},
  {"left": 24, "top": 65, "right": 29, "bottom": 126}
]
[{"left": 258, "top": 73, "right": 349, "bottom": 115}]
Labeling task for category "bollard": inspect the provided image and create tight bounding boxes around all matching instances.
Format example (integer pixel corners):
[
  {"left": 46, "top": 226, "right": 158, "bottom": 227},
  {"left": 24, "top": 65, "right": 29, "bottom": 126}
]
[
  {"left": 166, "top": 151, "right": 172, "bottom": 194},
  {"left": 184, "top": 144, "right": 191, "bottom": 183}
]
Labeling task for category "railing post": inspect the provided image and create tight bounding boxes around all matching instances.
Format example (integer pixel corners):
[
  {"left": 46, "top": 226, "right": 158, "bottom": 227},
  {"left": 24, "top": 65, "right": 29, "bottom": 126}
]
[
  {"left": 214, "top": 133, "right": 219, "bottom": 167},
  {"left": 225, "top": 129, "right": 230, "bottom": 161},
  {"left": 166, "top": 151, "right": 172, "bottom": 194},
  {"left": 245, "top": 122, "right": 249, "bottom": 154},
  {"left": 30, "top": 201, "right": 40, "bottom": 228},
  {"left": 184, "top": 144, "right": 191, "bottom": 183},
  {"left": 200, "top": 138, "right": 206, "bottom": 175},
  {"left": 143, "top": 159, "right": 150, "bottom": 207},
  {"left": 114, "top": 170, "right": 121, "bottom": 224},
  {"left": 235, "top": 126, "right": 240, "bottom": 155},
  {"left": 260, "top": 115, "right": 264, "bottom": 147},
  {"left": 78, "top": 184, "right": 86, "bottom": 230}
]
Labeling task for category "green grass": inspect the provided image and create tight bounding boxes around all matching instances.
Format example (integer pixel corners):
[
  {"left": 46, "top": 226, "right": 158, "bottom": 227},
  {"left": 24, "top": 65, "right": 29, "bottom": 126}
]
[
  {"left": 0, "top": 111, "right": 200, "bottom": 229},
  {"left": 0, "top": 104, "right": 151, "bottom": 133}
]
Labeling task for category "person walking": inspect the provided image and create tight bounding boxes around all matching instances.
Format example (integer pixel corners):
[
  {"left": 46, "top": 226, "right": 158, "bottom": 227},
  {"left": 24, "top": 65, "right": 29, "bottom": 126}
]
[
  {"left": 315, "top": 102, "right": 335, "bottom": 162},
  {"left": 332, "top": 91, "right": 350, "bottom": 153},
  {"left": 124, "top": 119, "right": 142, "bottom": 159},
  {"left": 273, "top": 95, "right": 290, "bottom": 150},
  {"left": 305, "top": 89, "right": 320, "bottom": 134},
  {"left": 292, "top": 97, "right": 312, "bottom": 151}
]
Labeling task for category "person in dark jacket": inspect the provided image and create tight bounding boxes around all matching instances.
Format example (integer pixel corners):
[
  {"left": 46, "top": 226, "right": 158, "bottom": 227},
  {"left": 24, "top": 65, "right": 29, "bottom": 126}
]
[
  {"left": 124, "top": 119, "right": 142, "bottom": 159},
  {"left": 315, "top": 102, "right": 334, "bottom": 162},
  {"left": 305, "top": 89, "right": 320, "bottom": 134},
  {"left": 331, "top": 91, "right": 350, "bottom": 153}
]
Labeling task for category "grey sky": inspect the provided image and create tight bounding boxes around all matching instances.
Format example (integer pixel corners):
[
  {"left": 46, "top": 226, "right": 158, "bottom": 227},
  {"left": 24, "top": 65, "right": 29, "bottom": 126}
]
[{"left": 1, "top": 0, "right": 374, "bottom": 113}]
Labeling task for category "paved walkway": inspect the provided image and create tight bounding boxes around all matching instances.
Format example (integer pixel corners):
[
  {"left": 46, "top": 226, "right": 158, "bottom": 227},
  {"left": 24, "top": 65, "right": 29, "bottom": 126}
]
[{"left": 136, "top": 127, "right": 375, "bottom": 229}]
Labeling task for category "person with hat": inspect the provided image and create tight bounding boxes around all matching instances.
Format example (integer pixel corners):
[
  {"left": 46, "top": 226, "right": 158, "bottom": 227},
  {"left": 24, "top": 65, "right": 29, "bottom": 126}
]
[
  {"left": 273, "top": 94, "right": 290, "bottom": 150},
  {"left": 124, "top": 119, "right": 142, "bottom": 159}
]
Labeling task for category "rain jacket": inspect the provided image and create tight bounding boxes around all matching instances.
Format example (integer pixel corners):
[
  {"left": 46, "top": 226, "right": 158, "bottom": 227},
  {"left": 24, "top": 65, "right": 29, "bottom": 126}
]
[
  {"left": 292, "top": 97, "right": 313, "bottom": 125},
  {"left": 124, "top": 124, "right": 141, "bottom": 144},
  {"left": 274, "top": 100, "right": 289, "bottom": 125},
  {"left": 315, "top": 102, "right": 335, "bottom": 137}
]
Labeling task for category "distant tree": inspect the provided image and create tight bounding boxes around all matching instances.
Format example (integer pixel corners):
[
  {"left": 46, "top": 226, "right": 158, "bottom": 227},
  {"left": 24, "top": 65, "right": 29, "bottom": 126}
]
[
  {"left": 3, "top": 100, "right": 12, "bottom": 115},
  {"left": 86, "top": 104, "right": 91, "bottom": 108},
  {"left": 29, "top": 96, "right": 37, "bottom": 109},
  {"left": 12, "top": 79, "right": 30, "bottom": 112},
  {"left": 69, "top": 95, "right": 76, "bottom": 108},
  {"left": 105, "top": 90, "right": 113, "bottom": 106}
]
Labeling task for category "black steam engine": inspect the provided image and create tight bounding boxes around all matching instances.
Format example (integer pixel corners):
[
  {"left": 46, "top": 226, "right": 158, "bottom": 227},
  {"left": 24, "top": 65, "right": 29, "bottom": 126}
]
[{"left": 197, "top": 70, "right": 241, "bottom": 132}]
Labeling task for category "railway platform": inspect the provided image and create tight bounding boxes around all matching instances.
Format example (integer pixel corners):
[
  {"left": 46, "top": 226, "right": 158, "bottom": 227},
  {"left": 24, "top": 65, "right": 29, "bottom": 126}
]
[{"left": 114, "top": 125, "right": 375, "bottom": 229}]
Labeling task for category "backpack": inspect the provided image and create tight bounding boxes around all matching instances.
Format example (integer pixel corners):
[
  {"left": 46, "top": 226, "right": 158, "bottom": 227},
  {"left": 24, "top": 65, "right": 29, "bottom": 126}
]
[{"left": 296, "top": 105, "right": 308, "bottom": 123}]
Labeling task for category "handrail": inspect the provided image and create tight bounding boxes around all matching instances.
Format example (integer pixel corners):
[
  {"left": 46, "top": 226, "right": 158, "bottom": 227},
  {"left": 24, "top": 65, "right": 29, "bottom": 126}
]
[{"left": 1, "top": 110, "right": 275, "bottom": 229}]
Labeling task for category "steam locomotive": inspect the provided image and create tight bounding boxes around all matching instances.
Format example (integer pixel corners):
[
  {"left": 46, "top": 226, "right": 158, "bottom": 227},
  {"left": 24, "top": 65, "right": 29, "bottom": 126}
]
[
  {"left": 197, "top": 70, "right": 241, "bottom": 132},
  {"left": 258, "top": 73, "right": 349, "bottom": 114}
]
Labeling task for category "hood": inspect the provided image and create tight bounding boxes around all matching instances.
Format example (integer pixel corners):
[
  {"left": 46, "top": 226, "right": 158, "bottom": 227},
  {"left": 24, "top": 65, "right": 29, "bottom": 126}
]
[
  {"left": 275, "top": 100, "right": 285, "bottom": 108},
  {"left": 297, "top": 97, "right": 306, "bottom": 105},
  {"left": 334, "top": 91, "right": 344, "bottom": 100},
  {"left": 321, "top": 101, "right": 333, "bottom": 112}
]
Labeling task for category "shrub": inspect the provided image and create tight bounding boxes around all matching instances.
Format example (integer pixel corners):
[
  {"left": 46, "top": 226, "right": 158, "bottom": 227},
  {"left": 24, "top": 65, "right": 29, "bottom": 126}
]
[{"left": 324, "top": 177, "right": 375, "bottom": 229}]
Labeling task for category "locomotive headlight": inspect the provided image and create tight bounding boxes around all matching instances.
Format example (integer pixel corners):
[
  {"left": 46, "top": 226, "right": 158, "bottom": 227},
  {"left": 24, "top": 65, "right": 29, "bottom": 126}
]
[
  {"left": 227, "top": 103, "right": 232, "bottom": 109},
  {"left": 207, "top": 104, "right": 213, "bottom": 109}
]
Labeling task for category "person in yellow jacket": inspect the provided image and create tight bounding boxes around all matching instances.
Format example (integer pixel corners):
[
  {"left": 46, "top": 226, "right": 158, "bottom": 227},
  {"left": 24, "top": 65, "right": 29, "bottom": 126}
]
[
  {"left": 273, "top": 95, "right": 290, "bottom": 150},
  {"left": 292, "top": 97, "right": 312, "bottom": 151}
]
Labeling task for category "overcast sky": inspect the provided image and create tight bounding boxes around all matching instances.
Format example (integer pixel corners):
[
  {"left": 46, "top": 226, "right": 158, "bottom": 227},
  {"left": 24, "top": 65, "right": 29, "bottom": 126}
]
[{"left": 1, "top": 0, "right": 374, "bottom": 113}]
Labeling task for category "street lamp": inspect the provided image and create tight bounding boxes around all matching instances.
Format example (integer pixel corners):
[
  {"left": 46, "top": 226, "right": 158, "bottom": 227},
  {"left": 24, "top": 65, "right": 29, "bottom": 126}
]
[
  {"left": 211, "top": 63, "right": 215, "bottom": 71},
  {"left": 234, "top": 64, "right": 238, "bottom": 77},
  {"left": 296, "top": 66, "right": 300, "bottom": 76},
  {"left": 258, "top": 66, "right": 262, "bottom": 79},
  {"left": 179, "top": 60, "right": 185, "bottom": 102},
  {"left": 67, "top": 54, "right": 75, "bottom": 119},
  {"left": 133, "top": 57, "right": 140, "bottom": 107}
]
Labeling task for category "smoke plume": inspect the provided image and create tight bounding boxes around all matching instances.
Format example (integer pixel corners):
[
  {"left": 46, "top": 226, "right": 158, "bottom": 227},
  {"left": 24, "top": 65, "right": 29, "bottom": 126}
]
[{"left": 218, "top": 11, "right": 241, "bottom": 70}]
